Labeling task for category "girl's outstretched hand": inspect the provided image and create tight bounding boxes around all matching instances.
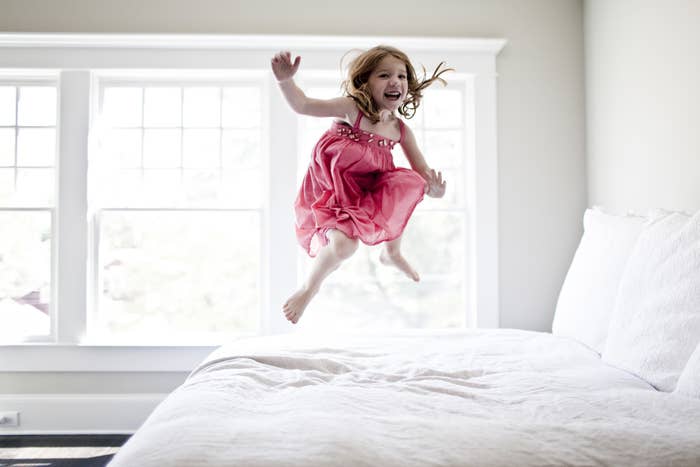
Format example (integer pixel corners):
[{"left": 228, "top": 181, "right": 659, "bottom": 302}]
[
  {"left": 271, "top": 51, "right": 301, "bottom": 83},
  {"left": 424, "top": 169, "right": 446, "bottom": 198}
]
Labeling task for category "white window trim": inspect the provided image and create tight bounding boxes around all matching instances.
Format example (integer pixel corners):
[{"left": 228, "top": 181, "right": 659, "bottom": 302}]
[
  {"left": 56, "top": 70, "right": 90, "bottom": 344},
  {"left": 0, "top": 33, "right": 505, "bottom": 372}
]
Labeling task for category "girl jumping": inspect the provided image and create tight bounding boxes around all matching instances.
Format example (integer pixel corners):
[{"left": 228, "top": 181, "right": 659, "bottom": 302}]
[{"left": 271, "top": 45, "right": 451, "bottom": 324}]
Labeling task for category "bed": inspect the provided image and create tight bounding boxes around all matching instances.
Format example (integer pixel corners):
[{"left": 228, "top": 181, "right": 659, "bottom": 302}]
[{"left": 108, "top": 208, "right": 700, "bottom": 467}]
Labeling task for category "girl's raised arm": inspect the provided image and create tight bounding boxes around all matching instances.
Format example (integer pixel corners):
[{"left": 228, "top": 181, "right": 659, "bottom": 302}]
[{"left": 271, "top": 51, "right": 355, "bottom": 119}]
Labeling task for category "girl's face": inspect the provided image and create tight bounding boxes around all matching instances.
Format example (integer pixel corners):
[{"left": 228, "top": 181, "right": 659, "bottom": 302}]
[{"left": 367, "top": 55, "right": 408, "bottom": 113}]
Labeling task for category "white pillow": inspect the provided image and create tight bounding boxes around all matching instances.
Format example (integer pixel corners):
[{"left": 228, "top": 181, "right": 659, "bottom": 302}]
[
  {"left": 675, "top": 343, "right": 700, "bottom": 398},
  {"left": 552, "top": 208, "right": 645, "bottom": 353},
  {"left": 603, "top": 210, "right": 700, "bottom": 392}
]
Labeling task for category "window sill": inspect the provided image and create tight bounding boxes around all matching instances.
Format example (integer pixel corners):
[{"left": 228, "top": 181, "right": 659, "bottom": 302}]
[{"left": 0, "top": 344, "right": 218, "bottom": 372}]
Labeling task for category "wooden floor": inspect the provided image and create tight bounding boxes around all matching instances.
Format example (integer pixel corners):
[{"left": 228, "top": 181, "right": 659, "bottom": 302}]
[{"left": 0, "top": 435, "right": 128, "bottom": 467}]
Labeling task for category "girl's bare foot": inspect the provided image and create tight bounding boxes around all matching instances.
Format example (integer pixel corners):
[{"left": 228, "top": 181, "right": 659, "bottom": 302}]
[
  {"left": 379, "top": 249, "right": 420, "bottom": 282},
  {"left": 282, "top": 286, "right": 318, "bottom": 324},
  {"left": 282, "top": 230, "right": 358, "bottom": 324}
]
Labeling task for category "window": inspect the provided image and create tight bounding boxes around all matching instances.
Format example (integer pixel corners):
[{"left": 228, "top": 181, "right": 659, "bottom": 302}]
[
  {"left": 0, "top": 76, "right": 57, "bottom": 342},
  {"left": 296, "top": 77, "right": 470, "bottom": 331},
  {"left": 90, "top": 76, "right": 264, "bottom": 342},
  {"left": 0, "top": 35, "right": 503, "bottom": 370}
]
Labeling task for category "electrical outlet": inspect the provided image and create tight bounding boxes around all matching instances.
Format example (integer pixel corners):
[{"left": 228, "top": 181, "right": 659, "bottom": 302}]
[{"left": 0, "top": 411, "right": 20, "bottom": 427}]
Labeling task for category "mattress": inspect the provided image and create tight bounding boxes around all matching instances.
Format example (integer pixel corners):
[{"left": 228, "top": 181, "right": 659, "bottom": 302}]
[{"left": 108, "top": 329, "right": 700, "bottom": 466}]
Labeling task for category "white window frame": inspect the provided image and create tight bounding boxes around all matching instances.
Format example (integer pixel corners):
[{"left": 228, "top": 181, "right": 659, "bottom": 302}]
[
  {"left": 0, "top": 33, "right": 505, "bottom": 372},
  {"left": 0, "top": 73, "right": 60, "bottom": 345},
  {"left": 88, "top": 74, "right": 268, "bottom": 343},
  {"left": 296, "top": 72, "right": 476, "bottom": 329}
]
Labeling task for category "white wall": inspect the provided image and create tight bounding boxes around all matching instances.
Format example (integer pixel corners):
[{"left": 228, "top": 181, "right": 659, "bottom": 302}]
[
  {"left": 585, "top": 0, "right": 700, "bottom": 213},
  {"left": 0, "top": 0, "right": 586, "bottom": 401}
]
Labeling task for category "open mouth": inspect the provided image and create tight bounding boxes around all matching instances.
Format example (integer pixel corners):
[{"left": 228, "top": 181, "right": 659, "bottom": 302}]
[{"left": 384, "top": 91, "right": 402, "bottom": 101}]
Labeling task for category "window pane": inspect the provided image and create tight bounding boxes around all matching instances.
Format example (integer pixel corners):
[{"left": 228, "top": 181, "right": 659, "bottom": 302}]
[
  {"left": 183, "top": 129, "right": 220, "bottom": 169},
  {"left": 0, "top": 128, "right": 15, "bottom": 166},
  {"left": 423, "top": 89, "right": 462, "bottom": 128},
  {"left": 407, "top": 103, "right": 423, "bottom": 126},
  {"left": 424, "top": 130, "right": 463, "bottom": 169},
  {"left": 95, "top": 169, "right": 143, "bottom": 207},
  {"left": 221, "top": 169, "right": 262, "bottom": 208},
  {"left": 183, "top": 87, "right": 220, "bottom": 127},
  {"left": 0, "top": 210, "right": 52, "bottom": 339},
  {"left": 17, "top": 86, "right": 56, "bottom": 127},
  {"left": 221, "top": 129, "right": 260, "bottom": 169},
  {"left": 142, "top": 169, "right": 181, "bottom": 205},
  {"left": 95, "top": 81, "right": 264, "bottom": 210},
  {"left": 144, "top": 87, "right": 181, "bottom": 127},
  {"left": 96, "top": 210, "right": 260, "bottom": 340},
  {"left": 222, "top": 87, "right": 260, "bottom": 128},
  {"left": 0, "top": 86, "right": 16, "bottom": 126},
  {"left": 299, "top": 277, "right": 465, "bottom": 332},
  {"left": 183, "top": 169, "right": 219, "bottom": 206},
  {"left": 100, "top": 129, "right": 142, "bottom": 168},
  {"left": 103, "top": 87, "right": 142, "bottom": 127},
  {"left": 179, "top": 169, "right": 263, "bottom": 208},
  {"left": 143, "top": 129, "right": 181, "bottom": 168},
  {"left": 0, "top": 169, "right": 14, "bottom": 204},
  {"left": 17, "top": 128, "right": 56, "bottom": 167},
  {"left": 16, "top": 168, "right": 54, "bottom": 206},
  {"left": 402, "top": 211, "right": 465, "bottom": 275},
  {"left": 297, "top": 210, "right": 466, "bottom": 331}
]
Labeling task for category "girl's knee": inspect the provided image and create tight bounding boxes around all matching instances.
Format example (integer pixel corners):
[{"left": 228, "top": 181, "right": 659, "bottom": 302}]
[
  {"left": 384, "top": 237, "right": 402, "bottom": 255},
  {"left": 331, "top": 234, "right": 358, "bottom": 259}
]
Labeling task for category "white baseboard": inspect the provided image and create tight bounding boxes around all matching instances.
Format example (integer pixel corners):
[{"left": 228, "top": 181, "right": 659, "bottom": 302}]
[{"left": 0, "top": 393, "right": 167, "bottom": 434}]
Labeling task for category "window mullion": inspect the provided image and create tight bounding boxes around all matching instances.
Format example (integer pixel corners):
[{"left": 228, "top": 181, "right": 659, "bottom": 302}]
[{"left": 55, "top": 70, "right": 91, "bottom": 343}]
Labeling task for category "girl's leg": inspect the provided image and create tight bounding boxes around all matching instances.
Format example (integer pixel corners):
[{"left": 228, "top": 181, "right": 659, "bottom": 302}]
[
  {"left": 379, "top": 235, "right": 420, "bottom": 282},
  {"left": 283, "top": 229, "right": 359, "bottom": 324}
]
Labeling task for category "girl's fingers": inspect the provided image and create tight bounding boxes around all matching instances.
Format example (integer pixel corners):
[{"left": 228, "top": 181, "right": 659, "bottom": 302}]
[{"left": 272, "top": 51, "right": 293, "bottom": 64}]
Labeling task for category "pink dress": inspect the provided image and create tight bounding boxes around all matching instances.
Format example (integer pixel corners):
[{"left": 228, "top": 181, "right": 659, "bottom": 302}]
[{"left": 295, "top": 111, "right": 426, "bottom": 257}]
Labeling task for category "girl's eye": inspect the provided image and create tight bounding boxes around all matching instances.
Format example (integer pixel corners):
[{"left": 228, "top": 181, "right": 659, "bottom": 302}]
[{"left": 399, "top": 75, "right": 407, "bottom": 80}]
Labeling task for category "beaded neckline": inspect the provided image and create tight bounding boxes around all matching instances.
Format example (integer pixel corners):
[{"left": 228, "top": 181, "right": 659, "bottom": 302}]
[{"left": 333, "top": 121, "right": 400, "bottom": 149}]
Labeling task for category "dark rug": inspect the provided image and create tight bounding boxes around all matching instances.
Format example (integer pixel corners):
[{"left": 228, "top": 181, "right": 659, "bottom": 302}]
[
  {"left": 0, "top": 454, "right": 115, "bottom": 467},
  {"left": 0, "top": 435, "right": 129, "bottom": 467}
]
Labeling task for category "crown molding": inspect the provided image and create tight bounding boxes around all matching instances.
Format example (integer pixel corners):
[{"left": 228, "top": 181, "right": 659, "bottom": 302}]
[{"left": 0, "top": 33, "right": 506, "bottom": 54}]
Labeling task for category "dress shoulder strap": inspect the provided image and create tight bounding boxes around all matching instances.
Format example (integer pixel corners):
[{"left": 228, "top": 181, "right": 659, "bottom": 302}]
[
  {"left": 398, "top": 118, "right": 405, "bottom": 143},
  {"left": 352, "top": 110, "right": 363, "bottom": 129}
]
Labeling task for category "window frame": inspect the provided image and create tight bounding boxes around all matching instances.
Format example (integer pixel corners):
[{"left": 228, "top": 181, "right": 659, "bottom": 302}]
[
  {"left": 89, "top": 74, "right": 268, "bottom": 342},
  {"left": 295, "top": 73, "right": 474, "bottom": 329},
  {"left": 0, "top": 34, "right": 505, "bottom": 372},
  {"left": 0, "top": 72, "right": 60, "bottom": 343}
]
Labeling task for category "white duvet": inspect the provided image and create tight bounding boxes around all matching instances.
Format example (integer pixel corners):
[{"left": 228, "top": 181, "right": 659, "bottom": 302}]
[{"left": 108, "top": 329, "right": 700, "bottom": 467}]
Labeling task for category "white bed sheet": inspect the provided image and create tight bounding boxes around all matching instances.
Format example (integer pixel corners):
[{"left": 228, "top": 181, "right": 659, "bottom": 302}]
[{"left": 109, "top": 329, "right": 700, "bottom": 467}]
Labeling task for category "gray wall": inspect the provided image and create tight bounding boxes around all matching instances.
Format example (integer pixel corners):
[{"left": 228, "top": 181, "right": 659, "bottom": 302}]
[
  {"left": 1, "top": 0, "right": 586, "bottom": 394},
  {"left": 585, "top": 0, "right": 700, "bottom": 213}
]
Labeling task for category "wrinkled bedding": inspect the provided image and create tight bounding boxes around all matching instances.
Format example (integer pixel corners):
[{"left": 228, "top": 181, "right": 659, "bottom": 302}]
[{"left": 109, "top": 329, "right": 700, "bottom": 466}]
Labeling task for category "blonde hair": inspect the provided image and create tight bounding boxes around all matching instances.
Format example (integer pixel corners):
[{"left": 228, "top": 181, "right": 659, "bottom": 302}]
[{"left": 341, "top": 45, "right": 453, "bottom": 123}]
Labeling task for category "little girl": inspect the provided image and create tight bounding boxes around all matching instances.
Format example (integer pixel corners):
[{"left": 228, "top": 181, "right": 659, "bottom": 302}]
[{"left": 271, "top": 45, "right": 450, "bottom": 324}]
